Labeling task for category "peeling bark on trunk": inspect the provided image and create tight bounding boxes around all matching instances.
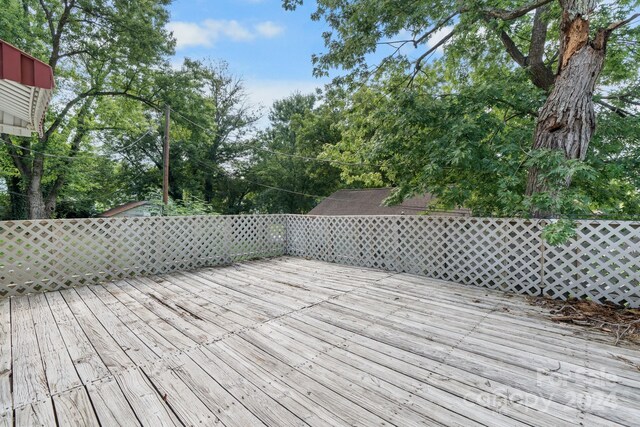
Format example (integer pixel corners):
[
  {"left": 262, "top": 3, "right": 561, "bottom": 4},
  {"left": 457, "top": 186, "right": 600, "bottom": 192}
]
[
  {"left": 526, "top": 43, "right": 605, "bottom": 195},
  {"left": 525, "top": 0, "right": 612, "bottom": 209}
]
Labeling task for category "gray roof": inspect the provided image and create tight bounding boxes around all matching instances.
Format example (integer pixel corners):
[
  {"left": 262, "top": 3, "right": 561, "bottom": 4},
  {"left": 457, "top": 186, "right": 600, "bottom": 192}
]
[
  {"left": 98, "top": 201, "right": 150, "bottom": 217},
  {"left": 308, "top": 188, "right": 470, "bottom": 216}
]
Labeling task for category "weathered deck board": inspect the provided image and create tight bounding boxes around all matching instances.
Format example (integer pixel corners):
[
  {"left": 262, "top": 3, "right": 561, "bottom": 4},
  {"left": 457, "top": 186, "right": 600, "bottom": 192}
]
[
  {"left": 1, "top": 257, "right": 639, "bottom": 426},
  {"left": 0, "top": 299, "right": 12, "bottom": 414}
]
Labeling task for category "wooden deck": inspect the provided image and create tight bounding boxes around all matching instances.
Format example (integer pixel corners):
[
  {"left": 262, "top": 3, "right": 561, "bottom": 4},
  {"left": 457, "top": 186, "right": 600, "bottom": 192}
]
[{"left": 1, "top": 257, "right": 639, "bottom": 426}]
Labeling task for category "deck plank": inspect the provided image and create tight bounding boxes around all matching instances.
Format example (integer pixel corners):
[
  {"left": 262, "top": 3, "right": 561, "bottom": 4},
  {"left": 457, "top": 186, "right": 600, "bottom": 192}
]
[
  {"left": 28, "top": 293, "right": 82, "bottom": 395},
  {"left": 52, "top": 386, "right": 100, "bottom": 427},
  {"left": 3, "top": 257, "right": 640, "bottom": 427},
  {"left": 44, "top": 292, "right": 111, "bottom": 385},
  {"left": 191, "top": 345, "right": 311, "bottom": 427},
  {"left": 140, "top": 361, "right": 223, "bottom": 426},
  {"left": 165, "top": 350, "right": 269, "bottom": 427},
  {"left": 113, "top": 367, "right": 182, "bottom": 427},
  {"left": 85, "top": 377, "right": 141, "bottom": 426},
  {"left": 59, "top": 289, "right": 135, "bottom": 373},
  {"left": 0, "top": 299, "right": 12, "bottom": 413},
  {"left": 10, "top": 297, "right": 49, "bottom": 408},
  {"left": 14, "top": 399, "right": 56, "bottom": 426}
]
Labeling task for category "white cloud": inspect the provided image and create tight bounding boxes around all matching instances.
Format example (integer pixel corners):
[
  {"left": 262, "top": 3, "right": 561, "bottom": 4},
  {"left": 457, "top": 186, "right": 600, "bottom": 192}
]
[
  {"left": 255, "top": 21, "right": 284, "bottom": 38},
  {"left": 168, "top": 22, "right": 212, "bottom": 49},
  {"left": 427, "top": 26, "right": 454, "bottom": 53},
  {"left": 244, "top": 79, "right": 324, "bottom": 128},
  {"left": 168, "top": 19, "right": 285, "bottom": 50}
]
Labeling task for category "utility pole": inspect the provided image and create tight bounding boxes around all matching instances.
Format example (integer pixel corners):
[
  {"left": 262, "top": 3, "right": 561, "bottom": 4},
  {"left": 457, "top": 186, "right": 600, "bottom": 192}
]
[{"left": 163, "top": 105, "right": 170, "bottom": 207}]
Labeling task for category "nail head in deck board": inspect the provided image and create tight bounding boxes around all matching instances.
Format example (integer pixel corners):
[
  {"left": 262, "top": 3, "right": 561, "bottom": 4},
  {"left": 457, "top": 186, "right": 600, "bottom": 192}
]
[{"left": 0, "top": 411, "right": 10, "bottom": 427}]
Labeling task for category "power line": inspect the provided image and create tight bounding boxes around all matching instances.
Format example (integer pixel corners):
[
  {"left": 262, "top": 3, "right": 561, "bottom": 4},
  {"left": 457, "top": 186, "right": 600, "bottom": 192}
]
[
  {"left": 168, "top": 106, "right": 385, "bottom": 168},
  {"left": 188, "top": 157, "right": 445, "bottom": 213},
  {"left": 3, "top": 130, "right": 154, "bottom": 161}
]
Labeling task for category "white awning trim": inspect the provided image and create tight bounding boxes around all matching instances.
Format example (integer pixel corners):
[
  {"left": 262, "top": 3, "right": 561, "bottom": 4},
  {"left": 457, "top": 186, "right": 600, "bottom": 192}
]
[{"left": 0, "top": 78, "right": 52, "bottom": 137}]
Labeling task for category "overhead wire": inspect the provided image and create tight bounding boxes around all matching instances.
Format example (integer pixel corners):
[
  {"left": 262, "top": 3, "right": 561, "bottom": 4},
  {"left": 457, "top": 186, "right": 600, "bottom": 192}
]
[
  {"left": 188, "top": 157, "right": 450, "bottom": 213},
  {"left": 168, "top": 106, "right": 386, "bottom": 168},
  {"left": 167, "top": 105, "right": 451, "bottom": 212},
  {"left": 3, "top": 129, "right": 154, "bottom": 161}
]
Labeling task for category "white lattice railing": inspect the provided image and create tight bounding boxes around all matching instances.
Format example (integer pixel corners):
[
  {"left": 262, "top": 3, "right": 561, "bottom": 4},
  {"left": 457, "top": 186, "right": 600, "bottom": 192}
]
[
  {"left": 286, "top": 216, "right": 640, "bottom": 307},
  {"left": 1, "top": 214, "right": 639, "bottom": 306},
  {"left": 0, "top": 215, "right": 286, "bottom": 297}
]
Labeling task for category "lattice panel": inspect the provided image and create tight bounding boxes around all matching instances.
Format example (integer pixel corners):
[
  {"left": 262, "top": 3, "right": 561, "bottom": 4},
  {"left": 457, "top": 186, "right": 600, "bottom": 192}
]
[
  {"left": 287, "top": 215, "right": 640, "bottom": 307},
  {"left": 543, "top": 220, "right": 640, "bottom": 306},
  {"left": 0, "top": 215, "right": 286, "bottom": 297},
  {"left": 2, "top": 215, "right": 639, "bottom": 306}
]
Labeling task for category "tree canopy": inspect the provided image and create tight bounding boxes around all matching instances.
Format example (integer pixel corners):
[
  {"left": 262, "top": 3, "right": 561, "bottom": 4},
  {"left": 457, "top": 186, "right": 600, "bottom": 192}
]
[
  {"left": 285, "top": 0, "right": 640, "bottom": 219},
  {"left": 1, "top": 0, "right": 640, "bottom": 227}
]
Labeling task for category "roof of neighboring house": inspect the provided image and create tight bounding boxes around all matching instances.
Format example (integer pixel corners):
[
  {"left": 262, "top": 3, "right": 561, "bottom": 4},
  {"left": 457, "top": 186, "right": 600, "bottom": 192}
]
[
  {"left": 98, "top": 201, "right": 150, "bottom": 218},
  {"left": 0, "top": 39, "right": 54, "bottom": 137},
  {"left": 308, "top": 188, "right": 470, "bottom": 216}
]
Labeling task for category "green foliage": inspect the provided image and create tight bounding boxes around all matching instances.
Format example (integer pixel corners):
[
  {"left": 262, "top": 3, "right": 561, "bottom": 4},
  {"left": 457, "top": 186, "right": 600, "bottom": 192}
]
[
  {"left": 251, "top": 93, "right": 342, "bottom": 213},
  {"left": 542, "top": 219, "right": 578, "bottom": 246},
  {"left": 145, "top": 189, "right": 218, "bottom": 216},
  {"left": 284, "top": 0, "right": 640, "bottom": 221}
]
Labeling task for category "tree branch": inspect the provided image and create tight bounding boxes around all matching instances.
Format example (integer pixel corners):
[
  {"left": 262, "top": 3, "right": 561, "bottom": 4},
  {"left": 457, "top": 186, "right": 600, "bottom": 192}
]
[
  {"left": 527, "top": 4, "right": 556, "bottom": 91},
  {"left": 482, "top": 0, "right": 555, "bottom": 21},
  {"left": 499, "top": 30, "right": 528, "bottom": 67},
  {"left": 606, "top": 13, "right": 640, "bottom": 32},
  {"left": 1, "top": 134, "right": 30, "bottom": 177},
  {"left": 38, "top": 0, "right": 55, "bottom": 40},
  {"left": 595, "top": 99, "right": 635, "bottom": 118},
  {"left": 413, "top": 11, "right": 459, "bottom": 47},
  {"left": 44, "top": 89, "right": 160, "bottom": 139},
  {"left": 413, "top": 29, "right": 455, "bottom": 75}
]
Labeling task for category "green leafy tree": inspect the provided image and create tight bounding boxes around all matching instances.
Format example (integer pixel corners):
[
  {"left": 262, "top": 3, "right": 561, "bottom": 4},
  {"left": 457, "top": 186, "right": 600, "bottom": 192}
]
[
  {"left": 252, "top": 93, "right": 342, "bottom": 213},
  {"left": 284, "top": 0, "right": 640, "bottom": 217},
  {"left": 0, "top": 0, "right": 173, "bottom": 218},
  {"left": 103, "top": 60, "right": 259, "bottom": 214}
]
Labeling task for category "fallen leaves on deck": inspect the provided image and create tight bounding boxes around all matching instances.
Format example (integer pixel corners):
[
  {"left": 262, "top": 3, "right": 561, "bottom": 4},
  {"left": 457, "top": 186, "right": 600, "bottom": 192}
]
[{"left": 532, "top": 297, "right": 640, "bottom": 345}]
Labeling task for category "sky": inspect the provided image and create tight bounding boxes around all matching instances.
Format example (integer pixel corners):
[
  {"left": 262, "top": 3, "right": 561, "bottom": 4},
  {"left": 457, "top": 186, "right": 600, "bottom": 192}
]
[{"left": 167, "top": 0, "right": 329, "bottom": 122}]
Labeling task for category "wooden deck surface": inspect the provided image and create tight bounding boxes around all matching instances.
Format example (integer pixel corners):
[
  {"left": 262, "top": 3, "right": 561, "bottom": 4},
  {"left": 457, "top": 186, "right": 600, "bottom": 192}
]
[{"left": 1, "top": 257, "right": 639, "bottom": 426}]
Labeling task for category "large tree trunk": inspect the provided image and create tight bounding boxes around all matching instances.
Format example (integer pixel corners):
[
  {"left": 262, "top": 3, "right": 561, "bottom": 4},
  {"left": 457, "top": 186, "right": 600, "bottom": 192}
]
[{"left": 525, "top": 1, "right": 611, "bottom": 207}]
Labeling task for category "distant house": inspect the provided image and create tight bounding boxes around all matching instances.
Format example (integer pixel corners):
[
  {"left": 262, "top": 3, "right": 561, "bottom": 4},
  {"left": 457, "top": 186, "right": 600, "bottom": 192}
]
[
  {"left": 98, "top": 201, "right": 152, "bottom": 218},
  {"left": 308, "top": 188, "right": 470, "bottom": 216}
]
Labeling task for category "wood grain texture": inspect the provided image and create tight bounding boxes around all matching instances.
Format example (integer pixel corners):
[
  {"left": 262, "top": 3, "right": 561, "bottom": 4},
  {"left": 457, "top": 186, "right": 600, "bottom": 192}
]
[{"left": 2, "top": 258, "right": 639, "bottom": 426}]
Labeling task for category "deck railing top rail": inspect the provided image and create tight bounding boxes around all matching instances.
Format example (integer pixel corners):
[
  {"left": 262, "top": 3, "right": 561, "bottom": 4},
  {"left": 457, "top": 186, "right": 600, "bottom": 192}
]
[{"left": 1, "top": 214, "right": 638, "bottom": 307}]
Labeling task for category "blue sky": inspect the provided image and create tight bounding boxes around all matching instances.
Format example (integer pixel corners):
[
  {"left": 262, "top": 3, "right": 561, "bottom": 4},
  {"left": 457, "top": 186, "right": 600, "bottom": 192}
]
[{"left": 168, "top": 0, "right": 329, "bottom": 117}]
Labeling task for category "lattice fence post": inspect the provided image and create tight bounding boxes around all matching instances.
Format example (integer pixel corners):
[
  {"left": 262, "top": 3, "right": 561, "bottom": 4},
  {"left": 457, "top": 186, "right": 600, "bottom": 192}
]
[{"left": 539, "top": 219, "right": 546, "bottom": 298}]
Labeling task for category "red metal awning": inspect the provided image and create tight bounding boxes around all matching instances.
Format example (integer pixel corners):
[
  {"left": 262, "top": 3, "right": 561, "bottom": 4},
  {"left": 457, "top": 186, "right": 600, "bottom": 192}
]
[{"left": 0, "top": 39, "right": 54, "bottom": 137}]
